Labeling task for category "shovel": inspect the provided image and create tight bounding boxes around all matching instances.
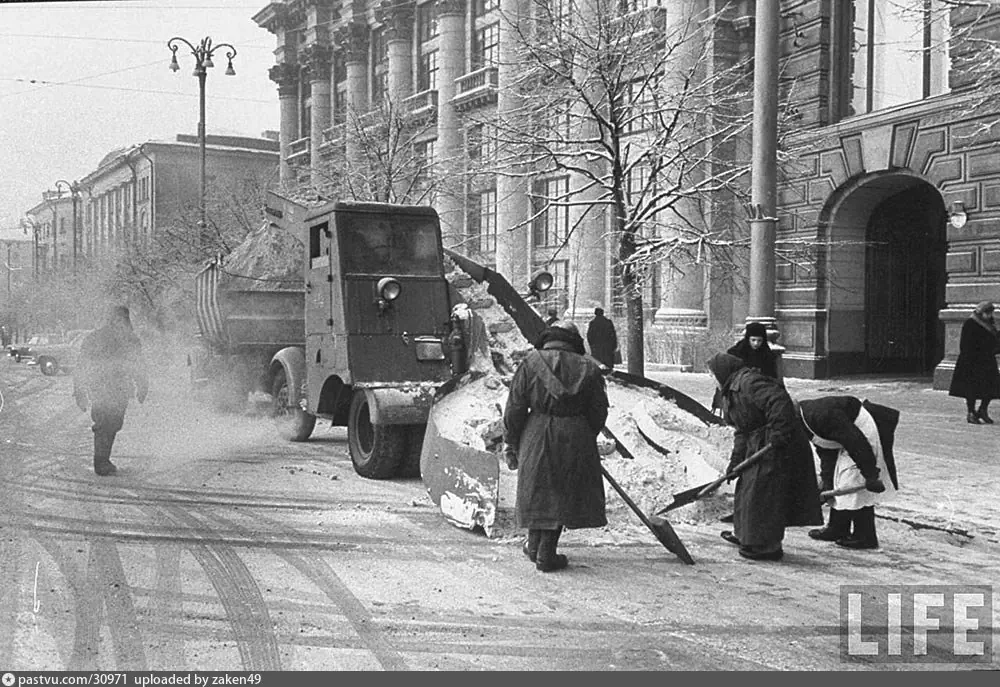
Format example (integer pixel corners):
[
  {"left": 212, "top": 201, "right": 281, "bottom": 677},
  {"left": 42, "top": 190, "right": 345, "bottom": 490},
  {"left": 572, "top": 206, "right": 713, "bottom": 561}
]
[
  {"left": 601, "top": 428, "right": 695, "bottom": 565},
  {"left": 654, "top": 443, "right": 773, "bottom": 516}
]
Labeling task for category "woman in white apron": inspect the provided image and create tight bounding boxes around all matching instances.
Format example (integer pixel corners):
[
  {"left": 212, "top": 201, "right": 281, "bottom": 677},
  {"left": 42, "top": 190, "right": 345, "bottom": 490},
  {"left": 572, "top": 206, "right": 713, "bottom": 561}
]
[{"left": 796, "top": 396, "right": 899, "bottom": 550}]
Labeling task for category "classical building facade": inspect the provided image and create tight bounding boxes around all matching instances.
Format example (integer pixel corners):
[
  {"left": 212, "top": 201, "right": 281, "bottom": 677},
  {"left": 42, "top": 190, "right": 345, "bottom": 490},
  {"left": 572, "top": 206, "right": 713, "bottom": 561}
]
[
  {"left": 254, "top": 0, "right": 1000, "bottom": 386},
  {"left": 26, "top": 134, "right": 279, "bottom": 275}
]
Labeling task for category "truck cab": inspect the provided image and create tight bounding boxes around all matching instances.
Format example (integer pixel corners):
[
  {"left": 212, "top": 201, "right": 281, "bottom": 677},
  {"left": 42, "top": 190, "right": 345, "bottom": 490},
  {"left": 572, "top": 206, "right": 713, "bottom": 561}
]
[{"left": 270, "top": 198, "right": 457, "bottom": 479}]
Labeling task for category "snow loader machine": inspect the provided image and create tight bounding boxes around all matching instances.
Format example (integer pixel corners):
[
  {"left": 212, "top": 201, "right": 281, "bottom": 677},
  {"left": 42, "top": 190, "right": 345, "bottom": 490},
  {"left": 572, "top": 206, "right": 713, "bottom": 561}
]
[{"left": 249, "top": 191, "right": 552, "bottom": 481}]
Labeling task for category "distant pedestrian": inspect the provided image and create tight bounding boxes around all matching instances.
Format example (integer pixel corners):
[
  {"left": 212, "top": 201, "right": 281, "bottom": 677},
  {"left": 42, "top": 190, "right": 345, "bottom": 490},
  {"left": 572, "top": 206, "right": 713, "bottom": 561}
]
[
  {"left": 586, "top": 307, "right": 618, "bottom": 369},
  {"left": 0, "top": 325, "right": 10, "bottom": 349},
  {"left": 796, "top": 395, "right": 898, "bottom": 550},
  {"left": 948, "top": 301, "right": 1000, "bottom": 424},
  {"left": 503, "top": 321, "right": 609, "bottom": 572},
  {"left": 712, "top": 322, "right": 781, "bottom": 416},
  {"left": 544, "top": 306, "right": 559, "bottom": 327},
  {"left": 707, "top": 352, "right": 822, "bottom": 561},
  {"left": 73, "top": 306, "right": 149, "bottom": 476}
]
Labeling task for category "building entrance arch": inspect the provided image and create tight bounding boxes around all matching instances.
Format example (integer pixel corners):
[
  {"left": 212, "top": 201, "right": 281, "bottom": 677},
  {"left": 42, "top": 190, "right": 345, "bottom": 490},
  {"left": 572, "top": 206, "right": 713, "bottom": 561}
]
[{"left": 818, "top": 171, "right": 947, "bottom": 375}]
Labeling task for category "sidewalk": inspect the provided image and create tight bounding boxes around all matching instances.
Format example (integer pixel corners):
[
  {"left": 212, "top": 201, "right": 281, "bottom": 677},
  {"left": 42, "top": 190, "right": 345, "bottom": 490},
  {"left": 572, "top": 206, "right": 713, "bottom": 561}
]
[{"left": 643, "top": 367, "right": 1000, "bottom": 546}]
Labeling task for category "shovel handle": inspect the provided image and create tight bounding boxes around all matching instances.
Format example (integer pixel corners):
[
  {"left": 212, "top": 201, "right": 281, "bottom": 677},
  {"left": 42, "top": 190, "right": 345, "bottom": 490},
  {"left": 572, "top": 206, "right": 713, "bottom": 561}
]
[
  {"left": 820, "top": 484, "right": 867, "bottom": 501},
  {"left": 697, "top": 443, "right": 773, "bottom": 498}
]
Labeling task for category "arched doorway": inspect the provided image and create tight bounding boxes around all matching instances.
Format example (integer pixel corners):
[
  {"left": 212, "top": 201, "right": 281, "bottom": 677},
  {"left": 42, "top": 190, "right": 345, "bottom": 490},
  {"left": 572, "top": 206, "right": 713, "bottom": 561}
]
[
  {"left": 819, "top": 172, "right": 947, "bottom": 376},
  {"left": 864, "top": 185, "right": 947, "bottom": 373}
]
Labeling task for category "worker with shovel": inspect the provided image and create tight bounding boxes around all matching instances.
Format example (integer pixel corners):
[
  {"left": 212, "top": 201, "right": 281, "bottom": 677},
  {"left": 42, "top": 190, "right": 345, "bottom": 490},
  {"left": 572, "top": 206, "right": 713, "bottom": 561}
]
[
  {"left": 796, "top": 396, "right": 899, "bottom": 550},
  {"left": 707, "top": 353, "right": 823, "bottom": 561}
]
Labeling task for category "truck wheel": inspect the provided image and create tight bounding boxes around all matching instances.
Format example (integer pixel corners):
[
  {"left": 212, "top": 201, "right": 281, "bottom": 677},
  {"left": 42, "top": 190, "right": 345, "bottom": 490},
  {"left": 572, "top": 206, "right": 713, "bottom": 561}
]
[
  {"left": 272, "top": 368, "right": 316, "bottom": 441},
  {"left": 348, "top": 391, "right": 404, "bottom": 479},
  {"left": 39, "top": 357, "right": 59, "bottom": 376},
  {"left": 398, "top": 424, "right": 426, "bottom": 479}
]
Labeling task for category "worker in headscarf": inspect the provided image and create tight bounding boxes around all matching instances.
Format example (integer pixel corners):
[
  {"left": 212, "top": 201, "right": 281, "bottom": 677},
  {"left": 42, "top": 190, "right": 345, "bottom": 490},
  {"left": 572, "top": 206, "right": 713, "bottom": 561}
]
[
  {"left": 796, "top": 395, "right": 898, "bottom": 550},
  {"left": 503, "top": 321, "right": 609, "bottom": 572},
  {"left": 707, "top": 352, "right": 822, "bottom": 561},
  {"left": 948, "top": 301, "right": 1000, "bottom": 424}
]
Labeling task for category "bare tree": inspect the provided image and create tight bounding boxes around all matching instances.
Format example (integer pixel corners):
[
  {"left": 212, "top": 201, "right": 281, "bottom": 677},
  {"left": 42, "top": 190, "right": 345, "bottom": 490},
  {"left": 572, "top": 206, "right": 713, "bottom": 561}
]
[{"left": 483, "top": 0, "right": 759, "bottom": 374}]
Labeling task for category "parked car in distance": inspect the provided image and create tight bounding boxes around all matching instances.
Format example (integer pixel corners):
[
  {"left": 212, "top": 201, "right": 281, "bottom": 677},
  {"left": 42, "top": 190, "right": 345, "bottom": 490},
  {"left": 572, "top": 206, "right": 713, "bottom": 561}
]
[
  {"left": 25, "top": 330, "right": 91, "bottom": 375},
  {"left": 7, "top": 335, "right": 50, "bottom": 363}
]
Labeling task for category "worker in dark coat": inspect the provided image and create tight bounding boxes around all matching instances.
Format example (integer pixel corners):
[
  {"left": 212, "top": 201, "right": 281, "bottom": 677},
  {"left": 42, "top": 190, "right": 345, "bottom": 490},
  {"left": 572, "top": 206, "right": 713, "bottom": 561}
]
[
  {"left": 796, "top": 396, "right": 898, "bottom": 550},
  {"left": 586, "top": 307, "right": 618, "bottom": 369},
  {"left": 503, "top": 321, "right": 609, "bottom": 572},
  {"left": 948, "top": 301, "right": 1000, "bottom": 424},
  {"left": 73, "top": 306, "right": 149, "bottom": 476},
  {"left": 707, "top": 353, "right": 822, "bottom": 561}
]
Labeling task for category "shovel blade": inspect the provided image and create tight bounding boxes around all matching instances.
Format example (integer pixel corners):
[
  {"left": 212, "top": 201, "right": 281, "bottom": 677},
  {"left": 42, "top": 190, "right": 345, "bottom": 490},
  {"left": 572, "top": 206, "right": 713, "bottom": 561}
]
[{"left": 655, "top": 480, "right": 718, "bottom": 515}]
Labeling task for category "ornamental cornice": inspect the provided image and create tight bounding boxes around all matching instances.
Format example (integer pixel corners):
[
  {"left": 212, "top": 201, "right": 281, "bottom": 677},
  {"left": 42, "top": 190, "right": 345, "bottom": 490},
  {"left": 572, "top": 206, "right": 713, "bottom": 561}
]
[{"left": 269, "top": 62, "right": 300, "bottom": 96}]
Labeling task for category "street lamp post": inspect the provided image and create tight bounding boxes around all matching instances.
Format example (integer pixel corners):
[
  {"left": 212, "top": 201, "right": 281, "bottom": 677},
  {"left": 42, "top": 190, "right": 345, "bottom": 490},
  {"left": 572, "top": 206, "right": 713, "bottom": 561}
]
[
  {"left": 53, "top": 180, "right": 80, "bottom": 274},
  {"left": 167, "top": 36, "right": 237, "bottom": 249}
]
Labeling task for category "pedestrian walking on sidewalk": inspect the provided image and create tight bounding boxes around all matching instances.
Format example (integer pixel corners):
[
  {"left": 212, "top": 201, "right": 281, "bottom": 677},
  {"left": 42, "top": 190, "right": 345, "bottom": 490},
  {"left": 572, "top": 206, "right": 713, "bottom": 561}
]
[
  {"left": 707, "top": 353, "right": 822, "bottom": 561},
  {"left": 796, "top": 396, "right": 899, "bottom": 550},
  {"left": 503, "top": 321, "right": 609, "bottom": 572},
  {"left": 73, "top": 305, "right": 149, "bottom": 476},
  {"left": 586, "top": 307, "right": 618, "bottom": 369},
  {"left": 948, "top": 301, "right": 1000, "bottom": 424}
]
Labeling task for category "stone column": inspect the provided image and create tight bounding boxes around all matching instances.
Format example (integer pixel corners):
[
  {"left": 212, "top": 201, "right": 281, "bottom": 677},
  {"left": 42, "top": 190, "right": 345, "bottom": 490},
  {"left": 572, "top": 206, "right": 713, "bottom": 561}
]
[
  {"left": 566, "top": 0, "right": 606, "bottom": 321},
  {"left": 269, "top": 63, "right": 300, "bottom": 186},
  {"left": 435, "top": 0, "right": 466, "bottom": 244},
  {"left": 337, "top": 22, "right": 370, "bottom": 186},
  {"left": 303, "top": 44, "right": 332, "bottom": 188},
  {"left": 379, "top": 1, "right": 414, "bottom": 102},
  {"left": 495, "top": 0, "right": 528, "bottom": 285}
]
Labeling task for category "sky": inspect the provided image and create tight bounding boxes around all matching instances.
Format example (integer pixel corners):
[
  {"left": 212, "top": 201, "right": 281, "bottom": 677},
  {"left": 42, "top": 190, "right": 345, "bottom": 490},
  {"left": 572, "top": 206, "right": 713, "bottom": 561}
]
[{"left": 0, "top": 0, "right": 280, "bottom": 238}]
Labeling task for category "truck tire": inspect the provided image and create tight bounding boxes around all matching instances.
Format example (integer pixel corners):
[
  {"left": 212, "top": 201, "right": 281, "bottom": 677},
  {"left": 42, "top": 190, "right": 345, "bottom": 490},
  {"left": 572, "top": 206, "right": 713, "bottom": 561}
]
[
  {"left": 399, "top": 424, "right": 426, "bottom": 479},
  {"left": 348, "top": 390, "right": 404, "bottom": 479},
  {"left": 39, "top": 357, "right": 59, "bottom": 376},
  {"left": 272, "top": 368, "right": 316, "bottom": 442}
]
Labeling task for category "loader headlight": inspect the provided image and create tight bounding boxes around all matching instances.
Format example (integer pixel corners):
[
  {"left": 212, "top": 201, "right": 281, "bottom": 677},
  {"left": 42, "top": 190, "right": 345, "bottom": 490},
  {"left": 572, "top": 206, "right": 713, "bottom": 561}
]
[
  {"left": 377, "top": 277, "right": 402, "bottom": 301},
  {"left": 527, "top": 271, "right": 553, "bottom": 299}
]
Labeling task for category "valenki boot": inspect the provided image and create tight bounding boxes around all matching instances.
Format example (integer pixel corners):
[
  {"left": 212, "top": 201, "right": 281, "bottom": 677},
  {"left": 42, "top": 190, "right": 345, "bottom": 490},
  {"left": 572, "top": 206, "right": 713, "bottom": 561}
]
[
  {"left": 93, "top": 432, "right": 118, "bottom": 476},
  {"left": 809, "top": 508, "right": 852, "bottom": 541},
  {"left": 536, "top": 527, "right": 568, "bottom": 572},
  {"left": 837, "top": 507, "right": 878, "bottom": 549}
]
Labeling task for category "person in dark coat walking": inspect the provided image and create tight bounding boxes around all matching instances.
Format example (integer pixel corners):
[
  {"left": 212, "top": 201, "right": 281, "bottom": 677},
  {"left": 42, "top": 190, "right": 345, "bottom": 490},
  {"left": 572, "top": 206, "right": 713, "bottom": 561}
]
[
  {"left": 503, "top": 321, "right": 609, "bottom": 572},
  {"left": 707, "top": 352, "right": 823, "bottom": 561},
  {"left": 948, "top": 301, "right": 1000, "bottom": 424},
  {"left": 586, "top": 307, "right": 618, "bottom": 369},
  {"left": 796, "top": 396, "right": 898, "bottom": 550},
  {"left": 73, "top": 305, "right": 149, "bottom": 476}
]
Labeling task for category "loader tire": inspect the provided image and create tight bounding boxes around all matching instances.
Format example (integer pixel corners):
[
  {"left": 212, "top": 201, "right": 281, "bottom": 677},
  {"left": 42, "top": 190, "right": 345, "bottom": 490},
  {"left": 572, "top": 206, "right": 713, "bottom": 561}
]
[
  {"left": 272, "top": 368, "right": 316, "bottom": 442},
  {"left": 348, "top": 390, "right": 404, "bottom": 479}
]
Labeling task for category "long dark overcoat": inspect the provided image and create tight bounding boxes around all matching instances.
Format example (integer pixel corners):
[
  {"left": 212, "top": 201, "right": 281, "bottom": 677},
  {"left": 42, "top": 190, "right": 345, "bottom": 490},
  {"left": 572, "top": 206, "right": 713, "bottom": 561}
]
[
  {"left": 586, "top": 315, "right": 618, "bottom": 368},
  {"left": 503, "top": 343, "right": 609, "bottom": 530},
  {"left": 74, "top": 325, "right": 148, "bottom": 435},
  {"left": 720, "top": 367, "right": 823, "bottom": 549},
  {"left": 948, "top": 318, "right": 1000, "bottom": 400}
]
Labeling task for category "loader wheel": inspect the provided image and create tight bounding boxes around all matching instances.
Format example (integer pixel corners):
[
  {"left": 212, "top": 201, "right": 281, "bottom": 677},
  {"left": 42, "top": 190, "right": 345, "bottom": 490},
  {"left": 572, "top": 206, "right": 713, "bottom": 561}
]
[
  {"left": 39, "top": 357, "right": 59, "bottom": 376},
  {"left": 272, "top": 368, "right": 316, "bottom": 442},
  {"left": 348, "top": 391, "right": 404, "bottom": 479}
]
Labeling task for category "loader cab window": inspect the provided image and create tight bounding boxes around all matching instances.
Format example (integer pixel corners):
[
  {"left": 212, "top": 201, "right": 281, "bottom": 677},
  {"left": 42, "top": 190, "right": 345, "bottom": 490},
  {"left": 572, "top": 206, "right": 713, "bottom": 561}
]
[
  {"left": 340, "top": 214, "right": 441, "bottom": 276},
  {"left": 310, "top": 221, "right": 329, "bottom": 268}
]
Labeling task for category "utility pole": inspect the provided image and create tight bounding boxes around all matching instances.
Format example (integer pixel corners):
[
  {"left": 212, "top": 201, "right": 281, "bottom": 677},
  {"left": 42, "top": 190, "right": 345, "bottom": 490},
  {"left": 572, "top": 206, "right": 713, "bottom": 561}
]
[{"left": 747, "top": 0, "right": 780, "bottom": 336}]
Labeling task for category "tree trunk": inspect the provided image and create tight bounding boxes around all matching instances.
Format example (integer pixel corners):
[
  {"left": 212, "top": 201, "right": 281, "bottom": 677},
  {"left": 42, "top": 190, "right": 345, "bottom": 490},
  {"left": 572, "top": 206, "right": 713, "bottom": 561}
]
[{"left": 616, "top": 215, "right": 645, "bottom": 377}]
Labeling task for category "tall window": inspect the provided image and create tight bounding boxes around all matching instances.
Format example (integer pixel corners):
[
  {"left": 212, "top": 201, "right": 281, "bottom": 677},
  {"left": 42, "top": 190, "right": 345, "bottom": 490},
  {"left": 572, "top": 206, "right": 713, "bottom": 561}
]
[
  {"left": 333, "top": 54, "right": 348, "bottom": 125},
  {"left": 414, "top": 140, "right": 436, "bottom": 193},
  {"left": 466, "top": 123, "right": 497, "bottom": 165},
  {"left": 474, "top": 0, "right": 499, "bottom": 17},
  {"left": 467, "top": 188, "right": 498, "bottom": 253},
  {"left": 418, "top": 50, "right": 439, "bottom": 91},
  {"left": 532, "top": 176, "right": 570, "bottom": 247},
  {"left": 418, "top": 1, "right": 439, "bottom": 43},
  {"left": 473, "top": 23, "right": 500, "bottom": 69},
  {"left": 841, "top": 0, "right": 950, "bottom": 118}
]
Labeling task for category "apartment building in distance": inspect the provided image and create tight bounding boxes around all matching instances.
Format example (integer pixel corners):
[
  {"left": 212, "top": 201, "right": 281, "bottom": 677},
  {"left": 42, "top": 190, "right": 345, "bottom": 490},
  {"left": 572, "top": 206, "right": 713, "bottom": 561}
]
[{"left": 253, "top": 0, "right": 1000, "bottom": 387}]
